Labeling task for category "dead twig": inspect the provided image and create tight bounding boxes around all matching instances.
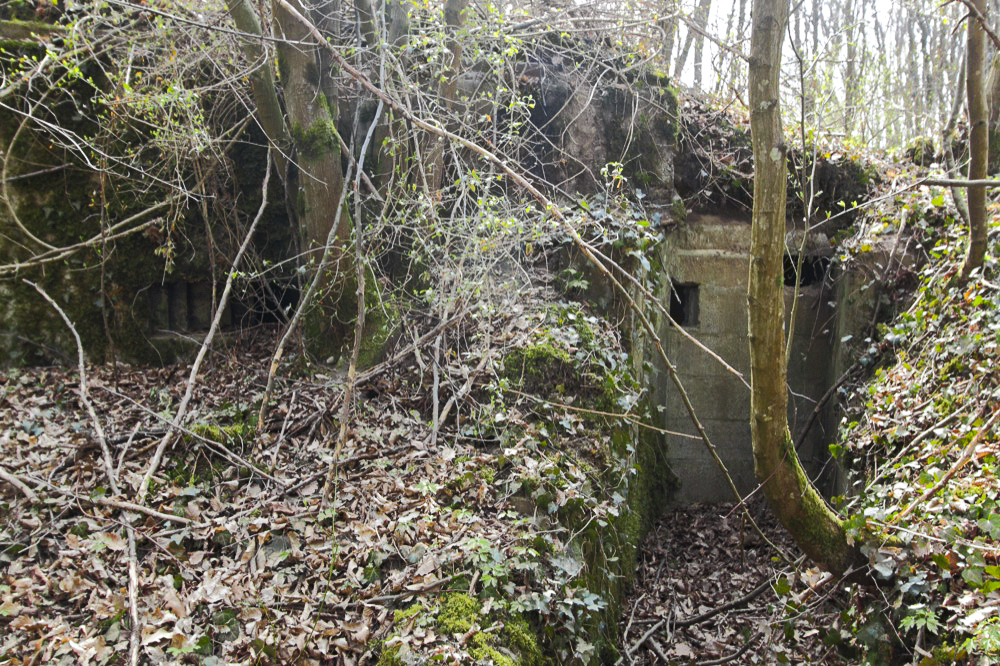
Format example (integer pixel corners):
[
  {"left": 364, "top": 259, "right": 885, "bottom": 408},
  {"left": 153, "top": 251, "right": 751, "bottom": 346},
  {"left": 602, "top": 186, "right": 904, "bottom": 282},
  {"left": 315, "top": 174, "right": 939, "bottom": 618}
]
[
  {"left": 0, "top": 464, "right": 39, "bottom": 502},
  {"left": 434, "top": 330, "right": 491, "bottom": 445},
  {"left": 24, "top": 279, "right": 142, "bottom": 666},
  {"left": 139, "top": 149, "right": 273, "bottom": 502},
  {"left": 256, "top": 146, "right": 355, "bottom": 432},
  {"left": 674, "top": 578, "right": 772, "bottom": 627},
  {"left": 695, "top": 630, "right": 763, "bottom": 665},
  {"left": 892, "top": 405, "right": 999, "bottom": 525}
]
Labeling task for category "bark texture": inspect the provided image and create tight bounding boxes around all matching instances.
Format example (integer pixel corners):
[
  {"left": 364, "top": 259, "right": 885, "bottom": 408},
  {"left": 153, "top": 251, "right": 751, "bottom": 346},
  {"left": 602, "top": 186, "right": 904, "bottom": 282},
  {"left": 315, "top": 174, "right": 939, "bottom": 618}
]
[
  {"left": 748, "top": 0, "right": 855, "bottom": 575},
  {"left": 274, "top": 0, "right": 353, "bottom": 360},
  {"left": 226, "top": 0, "right": 289, "bottom": 180},
  {"left": 963, "top": 1, "right": 989, "bottom": 280}
]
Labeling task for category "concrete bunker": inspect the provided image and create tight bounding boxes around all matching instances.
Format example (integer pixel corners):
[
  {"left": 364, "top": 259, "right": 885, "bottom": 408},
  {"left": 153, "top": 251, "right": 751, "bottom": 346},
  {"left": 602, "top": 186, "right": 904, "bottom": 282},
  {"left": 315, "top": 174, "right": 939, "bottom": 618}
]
[{"left": 647, "top": 213, "right": 871, "bottom": 504}]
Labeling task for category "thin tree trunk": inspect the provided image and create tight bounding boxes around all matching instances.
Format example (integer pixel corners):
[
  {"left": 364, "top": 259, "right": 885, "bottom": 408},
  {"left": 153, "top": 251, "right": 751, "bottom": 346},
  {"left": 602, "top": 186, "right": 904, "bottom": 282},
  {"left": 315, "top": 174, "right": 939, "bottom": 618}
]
[
  {"left": 370, "top": 0, "right": 411, "bottom": 190},
  {"left": 906, "top": 10, "right": 920, "bottom": 138},
  {"left": 919, "top": 13, "right": 934, "bottom": 135},
  {"left": 962, "top": 0, "right": 989, "bottom": 280},
  {"left": 692, "top": 0, "right": 712, "bottom": 89},
  {"left": 731, "top": 0, "right": 749, "bottom": 91},
  {"left": 659, "top": 0, "right": 679, "bottom": 72},
  {"left": 842, "top": 0, "right": 858, "bottom": 136},
  {"left": 312, "top": 0, "right": 342, "bottom": 130},
  {"left": 423, "top": 0, "right": 466, "bottom": 194},
  {"left": 673, "top": 0, "right": 711, "bottom": 82},
  {"left": 226, "top": 0, "right": 289, "bottom": 180},
  {"left": 748, "top": 0, "right": 856, "bottom": 575}
]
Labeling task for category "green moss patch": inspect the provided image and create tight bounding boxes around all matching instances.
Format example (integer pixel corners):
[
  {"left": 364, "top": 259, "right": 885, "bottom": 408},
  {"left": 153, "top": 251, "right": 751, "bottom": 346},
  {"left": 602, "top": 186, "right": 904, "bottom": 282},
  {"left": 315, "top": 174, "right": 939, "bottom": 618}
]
[{"left": 378, "top": 594, "right": 544, "bottom": 666}]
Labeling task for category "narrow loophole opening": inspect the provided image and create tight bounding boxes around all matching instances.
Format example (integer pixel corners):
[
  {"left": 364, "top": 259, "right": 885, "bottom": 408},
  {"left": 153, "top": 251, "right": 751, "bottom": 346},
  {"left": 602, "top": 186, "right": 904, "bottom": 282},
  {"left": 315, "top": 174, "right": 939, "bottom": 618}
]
[
  {"left": 669, "top": 282, "right": 700, "bottom": 327},
  {"left": 783, "top": 255, "right": 830, "bottom": 287}
]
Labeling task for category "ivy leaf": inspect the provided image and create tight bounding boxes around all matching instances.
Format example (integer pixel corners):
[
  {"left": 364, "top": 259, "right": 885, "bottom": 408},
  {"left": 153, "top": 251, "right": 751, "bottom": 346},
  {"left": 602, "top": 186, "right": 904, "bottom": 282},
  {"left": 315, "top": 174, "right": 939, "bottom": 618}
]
[{"left": 962, "top": 566, "right": 984, "bottom": 586}]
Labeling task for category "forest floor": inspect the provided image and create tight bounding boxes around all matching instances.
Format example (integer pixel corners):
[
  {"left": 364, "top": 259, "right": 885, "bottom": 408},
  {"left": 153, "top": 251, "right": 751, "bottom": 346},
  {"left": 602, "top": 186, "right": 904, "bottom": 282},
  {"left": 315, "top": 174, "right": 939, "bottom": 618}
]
[
  {"left": 0, "top": 329, "right": 852, "bottom": 666},
  {"left": 4, "top": 166, "right": 1000, "bottom": 665},
  {"left": 618, "top": 502, "right": 849, "bottom": 665},
  {"left": 0, "top": 283, "right": 662, "bottom": 665}
]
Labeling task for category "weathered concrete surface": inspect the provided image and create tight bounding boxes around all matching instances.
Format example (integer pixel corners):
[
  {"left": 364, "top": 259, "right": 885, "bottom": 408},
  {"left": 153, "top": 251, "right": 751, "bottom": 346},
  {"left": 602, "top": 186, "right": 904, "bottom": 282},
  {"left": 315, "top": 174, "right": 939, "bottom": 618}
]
[{"left": 648, "top": 214, "right": 855, "bottom": 504}]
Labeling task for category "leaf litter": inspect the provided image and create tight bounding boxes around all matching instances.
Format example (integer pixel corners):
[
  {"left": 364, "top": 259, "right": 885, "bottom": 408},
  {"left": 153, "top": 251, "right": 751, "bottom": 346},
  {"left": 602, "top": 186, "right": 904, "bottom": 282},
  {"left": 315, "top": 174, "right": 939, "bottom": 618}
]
[{"left": 1, "top": 282, "right": 656, "bottom": 664}]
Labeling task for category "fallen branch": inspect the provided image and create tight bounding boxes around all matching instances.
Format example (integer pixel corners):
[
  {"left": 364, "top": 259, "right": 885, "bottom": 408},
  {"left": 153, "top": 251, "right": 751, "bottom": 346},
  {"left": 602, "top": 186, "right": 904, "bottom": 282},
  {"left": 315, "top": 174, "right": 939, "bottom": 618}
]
[
  {"left": 621, "top": 616, "right": 672, "bottom": 661},
  {"left": 433, "top": 333, "right": 492, "bottom": 446},
  {"left": 0, "top": 464, "right": 39, "bottom": 502},
  {"left": 27, "top": 477, "right": 196, "bottom": 525},
  {"left": 620, "top": 576, "right": 772, "bottom": 661},
  {"left": 648, "top": 638, "right": 671, "bottom": 662},
  {"left": 507, "top": 387, "right": 702, "bottom": 440},
  {"left": 285, "top": 308, "right": 471, "bottom": 439},
  {"left": 24, "top": 279, "right": 142, "bottom": 666},
  {"left": 695, "top": 630, "right": 763, "bottom": 665},
  {"left": 892, "top": 405, "right": 999, "bottom": 525},
  {"left": 674, "top": 578, "right": 772, "bottom": 627}
]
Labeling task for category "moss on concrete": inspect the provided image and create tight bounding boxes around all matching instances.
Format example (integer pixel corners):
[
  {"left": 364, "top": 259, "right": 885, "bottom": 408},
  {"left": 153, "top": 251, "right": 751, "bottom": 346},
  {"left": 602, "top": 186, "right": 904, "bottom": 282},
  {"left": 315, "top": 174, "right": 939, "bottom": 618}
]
[
  {"left": 493, "top": 298, "right": 675, "bottom": 662},
  {"left": 502, "top": 341, "right": 574, "bottom": 396}
]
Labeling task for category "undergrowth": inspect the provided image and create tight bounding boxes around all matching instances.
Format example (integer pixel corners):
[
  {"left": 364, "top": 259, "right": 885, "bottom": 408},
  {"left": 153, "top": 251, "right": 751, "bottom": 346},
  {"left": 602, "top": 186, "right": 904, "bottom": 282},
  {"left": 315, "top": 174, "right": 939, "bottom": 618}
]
[{"left": 834, "top": 186, "right": 1000, "bottom": 663}]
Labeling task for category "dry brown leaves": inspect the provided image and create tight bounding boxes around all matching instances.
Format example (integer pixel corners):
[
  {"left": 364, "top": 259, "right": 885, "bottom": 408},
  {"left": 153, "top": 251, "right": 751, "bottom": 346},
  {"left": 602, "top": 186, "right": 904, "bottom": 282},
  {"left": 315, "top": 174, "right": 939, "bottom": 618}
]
[
  {"left": 619, "top": 502, "right": 850, "bottom": 665},
  {"left": 0, "top": 287, "right": 638, "bottom": 665}
]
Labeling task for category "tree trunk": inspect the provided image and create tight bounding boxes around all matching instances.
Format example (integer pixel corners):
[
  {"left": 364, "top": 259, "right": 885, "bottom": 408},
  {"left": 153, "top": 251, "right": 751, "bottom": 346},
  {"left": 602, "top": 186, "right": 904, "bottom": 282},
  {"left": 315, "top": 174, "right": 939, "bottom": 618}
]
[
  {"left": 355, "top": 0, "right": 377, "bottom": 46},
  {"left": 962, "top": 0, "right": 988, "bottom": 280},
  {"left": 370, "top": 0, "right": 412, "bottom": 191},
  {"left": 273, "top": 0, "right": 354, "bottom": 360},
  {"left": 673, "top": 0, "right": 711, "bottom": 85},
  {"left": 748, "top": 0, "right": 856, "bottom": 575},
  {"left": 659, "top": 0, "right": 679, "bottom": 73},
  {"left": 692, "top": 0, "right": 712, "bottom": 89},
  {"left": 423, "top": 0, "right": 467, "bottom": 195},
  {"left": 226, "top": 0, "right": 289, "bottom": 180},
  {"left": 842, "top": 0, "right": 858, "bottom": 136}
]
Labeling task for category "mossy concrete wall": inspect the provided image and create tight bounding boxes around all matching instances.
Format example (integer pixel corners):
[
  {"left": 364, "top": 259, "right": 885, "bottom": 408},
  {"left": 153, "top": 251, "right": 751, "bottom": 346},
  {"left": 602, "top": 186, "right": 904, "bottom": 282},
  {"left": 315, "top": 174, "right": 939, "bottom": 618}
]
[
  {"left": 0, "top": 52, "right": 291, "bottom": 365},
  {"left": 645, "top": 214, "right": 869, "bottom": 503}
]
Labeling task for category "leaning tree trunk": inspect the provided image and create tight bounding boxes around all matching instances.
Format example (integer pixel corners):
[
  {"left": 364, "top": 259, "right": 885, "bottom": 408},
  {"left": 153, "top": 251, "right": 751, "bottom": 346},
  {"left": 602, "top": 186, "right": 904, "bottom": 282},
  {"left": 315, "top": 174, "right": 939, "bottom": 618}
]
[
  {"left": 227, "top": 0, "right": 290, "bottom": 181},
  {"left": 748, "top": 0, "right": 856, "bottom": 575},
  {"left": 962, "top": 0, "right": 988, "bottom": 281}
]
